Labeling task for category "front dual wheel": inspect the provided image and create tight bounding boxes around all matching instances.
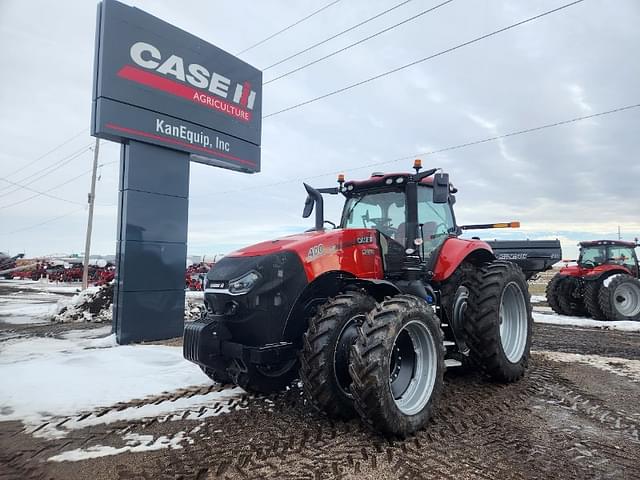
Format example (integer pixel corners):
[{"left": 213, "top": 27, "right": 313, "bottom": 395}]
[{"left": 349, "top": 295, "right": 445, "bottom": 437}]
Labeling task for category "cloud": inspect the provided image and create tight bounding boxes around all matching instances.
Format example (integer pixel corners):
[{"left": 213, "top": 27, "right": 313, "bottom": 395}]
[{"left": 1, "top": 0, "right": 639, "bottom": 258}]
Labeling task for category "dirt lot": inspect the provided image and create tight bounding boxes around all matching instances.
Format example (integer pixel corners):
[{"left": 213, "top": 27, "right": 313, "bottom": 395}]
[{"left": 1, "top": 281, "right": 639, "bottom": 480}]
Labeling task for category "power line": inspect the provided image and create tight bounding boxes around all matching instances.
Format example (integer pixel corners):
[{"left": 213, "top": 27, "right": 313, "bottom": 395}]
[
  {"left": 236, "top": 0, "right": 342, "bottom": 55},
  {"left": 262, "top": 0, "right": 413, "bottom": 71},
  {"left": 0, "top": 160, "right": 117, "bottom": 210},
  {"left": 0, "top": 144, "right": 92, "bottom": 198},
  {"left": 203, "top": 102, "right": 640, "bottom": 197},
  {"left": 3, "top": 128, "right": 88, "bottom": 180},
  {"left": 264, "top": 0, "right": 585, "bottom": 118},
  {"left": 265, "top": 0, "right": 454, "bottom": 85},
  {"left": 1, "top": 207, "right": 86, "bottom": 236}
]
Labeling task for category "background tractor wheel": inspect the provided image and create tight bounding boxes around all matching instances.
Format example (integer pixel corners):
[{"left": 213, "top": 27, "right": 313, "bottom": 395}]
[
  {"left": 465, "top": 261, "right": 532, "bottom": 382},
  {"left": 200, "top": 366, "right": 232, "bottom": 385},
  {"left": 545, "top": 273, "right": 567, "bottom": 315},
  {"left": 584, "top": 280, "right": 606, "bottom": 320},
  {"left": 557, "top": 277, "right": 587, "bottom": 317},
  {"left": 349, "top": 295, "right": 444, "bottom": 437},
  {"left": 300, "top": 291, "right": 376, "bottom": 418},
  {"left": 598, "top": 274, "right": 640, "bottom": 321},
  {"left": 232, "top": 361, "right": 298, "bottom": 394}
]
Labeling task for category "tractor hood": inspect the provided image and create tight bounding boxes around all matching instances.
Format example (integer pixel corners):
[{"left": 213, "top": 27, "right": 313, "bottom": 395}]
[
  {"left": 226, "top": 228, "right": 378, "bottom": 258},
  {"left": 229, "top": 230, "right": 333, "bottom": 257},
  {"left": 212, "top": 227, "right": 383, "bottom": 283}
]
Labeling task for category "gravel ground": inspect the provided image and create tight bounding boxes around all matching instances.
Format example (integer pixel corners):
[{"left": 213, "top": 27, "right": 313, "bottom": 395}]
[{"left": 1, "top": 278, "right": 639, "bottom": 480}]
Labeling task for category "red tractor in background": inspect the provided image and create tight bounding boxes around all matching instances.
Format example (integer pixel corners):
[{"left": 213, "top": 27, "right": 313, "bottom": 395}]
[
  {"left": 184, "top": 162, "right": 560, "bottom": 436},
  {"left": 546, "top": 240, "right": 640, "bottom": 321}
]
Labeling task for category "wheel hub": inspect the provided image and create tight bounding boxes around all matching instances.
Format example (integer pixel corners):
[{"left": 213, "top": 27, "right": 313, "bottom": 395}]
[
  {"left": 451, "top": 286, "right": 470, "bottom": 354},
  {"left": 388, "top": 320, "right": 438, "bottom": 416},
  {"left": 333, "top": 314, "right": 365, "bottom": 398},
  {"left": 498, "top": 282, "right": 528, "bottom": 363},
  {"left": 613, "top": 282, "right": 640, "bottom": 317}
]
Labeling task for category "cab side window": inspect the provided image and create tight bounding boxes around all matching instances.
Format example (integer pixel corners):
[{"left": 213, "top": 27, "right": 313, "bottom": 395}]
[
  {"left": 608, "top": 246, "right": 638, "bottom": 273},
  {"left": 417, "top": 186, "right": 455, "bottom": 239}
]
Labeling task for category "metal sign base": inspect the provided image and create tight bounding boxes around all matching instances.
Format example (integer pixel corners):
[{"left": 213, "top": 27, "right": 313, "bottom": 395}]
[{"left": 113, "top": 140, "right": 189, "bottom": 344}]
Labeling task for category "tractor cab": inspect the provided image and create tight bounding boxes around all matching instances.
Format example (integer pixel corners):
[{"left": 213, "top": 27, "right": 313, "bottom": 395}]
[
  {"left": 577, "top": 240, "right": 639, "bottom": 277},
  {"left": 303, "top": 161, "right": 457, "bottom": 275}
]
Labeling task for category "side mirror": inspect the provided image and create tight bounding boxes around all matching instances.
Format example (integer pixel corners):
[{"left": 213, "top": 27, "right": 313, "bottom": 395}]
[
  {"left": 433, "top": 172, "right": 449, "bottom": 204},
  {"left": 302, "top": 195, "right": 314, "bottom": 218}
]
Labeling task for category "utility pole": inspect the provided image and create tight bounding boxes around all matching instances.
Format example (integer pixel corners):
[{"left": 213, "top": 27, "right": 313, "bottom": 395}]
[
  {"left": 82, "top": 138, "right": 100, "bottom": 290},
  {"left": 618, "top": 225, "right": 622, "bottom": 240}
]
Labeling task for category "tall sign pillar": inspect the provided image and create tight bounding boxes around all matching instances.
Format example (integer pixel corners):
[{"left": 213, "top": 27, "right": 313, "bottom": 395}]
[{"left": 91, "top": 0, "right": 262, "bottom": 344}]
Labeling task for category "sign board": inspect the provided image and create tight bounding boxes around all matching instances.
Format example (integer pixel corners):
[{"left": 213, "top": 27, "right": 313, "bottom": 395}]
[{"left": 91, "top": 0, "right": 262, "bottom": 173}]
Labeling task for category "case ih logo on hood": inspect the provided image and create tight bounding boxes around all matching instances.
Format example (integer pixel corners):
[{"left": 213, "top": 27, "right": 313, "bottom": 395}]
[{"left": 117, "top": 42, "right": 257, "bottom": 122}]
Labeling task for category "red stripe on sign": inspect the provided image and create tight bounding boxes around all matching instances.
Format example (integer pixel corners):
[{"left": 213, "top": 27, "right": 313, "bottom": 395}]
[
  {"left": 116, "top": 65, "right": 252, "bottom": 123},
  {"left": 240, "top": 81, "right": 251, "bottom": 107},
  {"left": 104, "top": 122, "right": 257, "bottom": 168}
]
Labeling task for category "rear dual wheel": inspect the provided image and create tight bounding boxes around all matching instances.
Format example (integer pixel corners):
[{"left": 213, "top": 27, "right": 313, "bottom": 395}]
[
  {"left": 464, "top": 261, "right": 532, "bottom": 382},
  {"left": 598, "top": 274, "right": 640, "bottom": 321}
]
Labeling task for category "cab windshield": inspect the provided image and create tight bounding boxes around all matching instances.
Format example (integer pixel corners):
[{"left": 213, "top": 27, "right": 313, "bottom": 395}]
[
  {"left": 341, "top": 185, "right": 456, "bottom": 256},
  {"left": 341, "top": 190, "right": 405, "bottom": 239}
]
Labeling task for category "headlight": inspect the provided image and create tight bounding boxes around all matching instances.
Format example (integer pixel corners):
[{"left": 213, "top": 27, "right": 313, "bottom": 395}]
[{"left": 228, "top": 271, "right": 261, "bottom": 294}]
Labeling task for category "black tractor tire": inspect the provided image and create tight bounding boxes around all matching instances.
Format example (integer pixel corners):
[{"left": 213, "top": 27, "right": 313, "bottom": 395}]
[
  {"left": 200, "top": 366, "right": 232, "bottom": 385},
  {"left": 233, "top": 361, "right": 298, "bottom": 394},
  {"left": 464, "top": 261, "right": 533, "bottom": 382},
  {"left": 557, "top": 277, "right": 587, "bottom": 317},
  {"left": 300, "top": 291, "right": 376, "bottom": 418},
  {"left": 584, "top": 280, "right": 606, "bottom": 320},
  {"left": 349, "top": 295, "right": 444, "bottom": 437},
  {"left": 545, "top": 273, "right": 567, "bottom": 315},
  {"left": 440, "top": 262, "right": 476, "bottom": 356},
  {"left": 598, "top": 274, "right": 640, "bottom": 321}
]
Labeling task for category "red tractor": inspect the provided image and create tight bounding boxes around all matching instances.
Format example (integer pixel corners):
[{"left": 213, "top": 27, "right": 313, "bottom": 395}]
[
  {"left": 546, "top": 240, "right": 640, "bottom": 321},
  {"left": 184, "top": 163, "right": 560, "bottom": 436}
]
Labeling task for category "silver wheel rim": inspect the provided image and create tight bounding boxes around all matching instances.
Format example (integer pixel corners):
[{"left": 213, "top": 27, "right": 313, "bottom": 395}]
[
  {"left": 613, "top": 282, "right": 640, "bottom": 317},
  {"left": 499, "top": 282, "right": 528, "bottom": 363},
  {"left": 388, "top": 320, "right": 438, "bottom": 416},
  {"left": 452, "top": 286, "right": 470, "bottom": 354}
]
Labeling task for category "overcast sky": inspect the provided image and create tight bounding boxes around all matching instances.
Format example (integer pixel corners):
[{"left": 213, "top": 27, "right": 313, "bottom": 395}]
[{"left": 1, "top": 0, "right": 639, "bottom": 260}]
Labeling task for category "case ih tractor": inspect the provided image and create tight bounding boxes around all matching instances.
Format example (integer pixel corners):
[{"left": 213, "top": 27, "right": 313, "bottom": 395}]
[
  {"left": 546, "top": 240, "right": 640, "bottom": 321},
  {"left": 184, "top": 162, "right": 560, "bottom": 436}
]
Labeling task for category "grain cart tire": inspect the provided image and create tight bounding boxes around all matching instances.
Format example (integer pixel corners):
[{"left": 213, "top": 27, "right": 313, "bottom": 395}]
[
  {"left": 440, "top": 262, "right": 476, "bottom": 356},
  {"left": 557, "top": 277, "right": 587, "bottom": 317},
  {"left": 349, "top": 295, "right": 444, "bottom": 437},
  {"left": 200, "top": 366, "right": 232, "bottom": 385},
  {"left": 465, "top": 261, "right": 532, "bottom": 382},
  {"left": 584, "top": 280, "right": 606, "bottom": 320},
  {"left": 546, "top": 273, "right": 567, "bottom": 315},
  {"left": 598, "top": 274, "right": 640, "bottom": 321},
  {"left": 300, "top": 291, "right": 376, "bottom": 419}
]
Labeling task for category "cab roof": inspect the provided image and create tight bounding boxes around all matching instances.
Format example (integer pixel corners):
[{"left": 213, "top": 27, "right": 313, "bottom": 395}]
[
  {"left": 343, "top": 172, "right": 433, "bottom": 191},
  {"left": 579, "top": 240, "right": 637, "bottom": 248}
]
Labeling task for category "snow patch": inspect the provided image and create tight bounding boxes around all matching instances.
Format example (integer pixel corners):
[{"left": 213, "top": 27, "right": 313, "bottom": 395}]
[
  {"left": 35, "top": 388, "right": 245, "bottom": 439},
  {"left": 48, "top": 431, "right": 188, "bottom": 462},
  {"left": 533, "top": 311, "right": 640, "bottom": 332},
  {"left": 603, "top": 274, "right": 622, "bottom": 288},
  {"left": 530, "top": 295, "right": 547, "bottom": 303},
  {"left": 536, "top": 350, "right": 640, "bottom": 381},
  {"left": 0, "top": 328, "right": 215, "bottom": 435}
]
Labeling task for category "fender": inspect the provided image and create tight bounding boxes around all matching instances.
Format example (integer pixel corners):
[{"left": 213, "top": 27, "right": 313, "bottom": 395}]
[
  {"left": 432, "top": 237, "right": 494, "bottom": 282},
  {"left": 281, "top": 272, "right": 401, "bottom": 344},
  {"left": 582, "top": 264, "right": 633, "bottom": 280}
]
